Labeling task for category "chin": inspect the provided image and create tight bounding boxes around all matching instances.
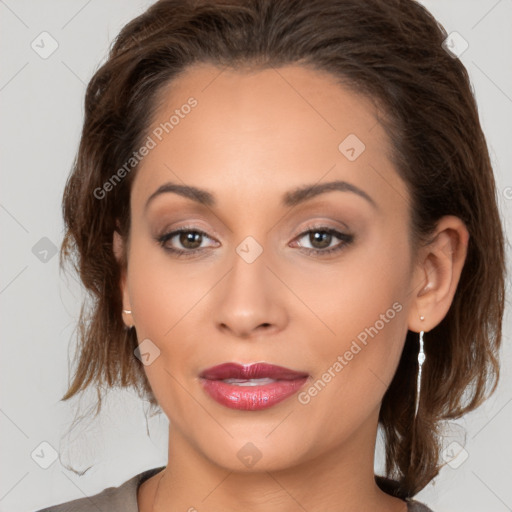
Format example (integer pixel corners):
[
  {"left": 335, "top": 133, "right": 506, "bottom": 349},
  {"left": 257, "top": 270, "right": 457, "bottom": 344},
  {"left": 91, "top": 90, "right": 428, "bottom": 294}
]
[{"left": 198, "top": 435, "right": 310, "bottom": 473}]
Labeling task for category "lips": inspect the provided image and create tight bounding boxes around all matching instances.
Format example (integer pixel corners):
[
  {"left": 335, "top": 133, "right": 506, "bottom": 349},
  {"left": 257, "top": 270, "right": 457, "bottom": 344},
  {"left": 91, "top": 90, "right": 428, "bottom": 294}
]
[
  {"left": 198, "top": 362, "right": 309, "bottom": 411},
  {"left": 199, "top": 362, "right": 309, "bottom": 381}
]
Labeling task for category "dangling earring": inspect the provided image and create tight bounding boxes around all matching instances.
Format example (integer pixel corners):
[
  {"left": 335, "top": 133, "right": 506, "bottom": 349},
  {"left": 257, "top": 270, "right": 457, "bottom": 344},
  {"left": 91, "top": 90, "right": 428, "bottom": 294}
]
[{"left": 414, "top": 316, "right": 426, "bottom": 420}]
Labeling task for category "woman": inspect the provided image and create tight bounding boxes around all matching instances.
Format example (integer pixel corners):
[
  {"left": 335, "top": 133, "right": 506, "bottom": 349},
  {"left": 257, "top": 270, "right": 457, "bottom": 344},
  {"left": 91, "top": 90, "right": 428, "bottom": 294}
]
[{"left": 36, "top": 0, "right": 506, "bottom": 511}]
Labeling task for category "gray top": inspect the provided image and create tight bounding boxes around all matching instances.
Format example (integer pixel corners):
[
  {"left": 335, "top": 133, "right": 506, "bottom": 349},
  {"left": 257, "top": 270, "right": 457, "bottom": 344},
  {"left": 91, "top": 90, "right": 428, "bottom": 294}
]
[{"left": 35, "top": 467, "right": 434, "bottom": 511}]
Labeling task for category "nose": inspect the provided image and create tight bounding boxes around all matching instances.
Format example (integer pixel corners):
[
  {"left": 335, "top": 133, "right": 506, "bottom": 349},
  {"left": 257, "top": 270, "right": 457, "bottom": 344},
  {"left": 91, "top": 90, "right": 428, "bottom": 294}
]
[{"left": 214, "top": 242, "right": 289, "bottom": 340}]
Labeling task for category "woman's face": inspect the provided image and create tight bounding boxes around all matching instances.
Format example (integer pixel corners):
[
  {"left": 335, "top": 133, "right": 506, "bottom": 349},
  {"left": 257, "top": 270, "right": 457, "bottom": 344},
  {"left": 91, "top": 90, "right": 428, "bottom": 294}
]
[{"left": 118, "top": 63, "right": 422, "bottom": 471}]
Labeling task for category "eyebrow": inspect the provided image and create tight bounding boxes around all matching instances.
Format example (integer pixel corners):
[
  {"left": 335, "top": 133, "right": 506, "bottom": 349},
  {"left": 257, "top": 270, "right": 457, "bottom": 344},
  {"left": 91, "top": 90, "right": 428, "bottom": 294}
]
[{"left": 144, "top": 179, "right": 377, "bottom": 211}]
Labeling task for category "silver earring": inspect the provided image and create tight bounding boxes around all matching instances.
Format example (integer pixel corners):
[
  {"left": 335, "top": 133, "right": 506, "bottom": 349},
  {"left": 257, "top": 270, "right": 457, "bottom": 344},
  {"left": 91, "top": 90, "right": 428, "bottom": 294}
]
[{"left": 414, "top": 319, "right": 426, "bottom": 419}]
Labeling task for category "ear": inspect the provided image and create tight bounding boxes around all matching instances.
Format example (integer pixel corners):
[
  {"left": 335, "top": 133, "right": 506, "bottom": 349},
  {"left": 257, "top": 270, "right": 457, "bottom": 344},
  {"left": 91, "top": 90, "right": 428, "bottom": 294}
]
[
  {"left": 113, "top": 230, "right": 132, "bottom": 323},
  {"left": 407, "top": 215, "right": 470, "bottom": 333}
]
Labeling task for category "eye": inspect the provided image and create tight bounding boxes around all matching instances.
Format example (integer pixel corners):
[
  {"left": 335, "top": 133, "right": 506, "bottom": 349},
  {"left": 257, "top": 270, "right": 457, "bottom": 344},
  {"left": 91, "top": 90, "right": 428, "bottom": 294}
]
[
  {"left": 156, "top": 226, "right": 219, "bottom": 258},
  {"left": 155, "top": 224, "right": 354, "bottom": 259},
  {"left": 292, "top": 225, "right": 354, "bottom": 256}
]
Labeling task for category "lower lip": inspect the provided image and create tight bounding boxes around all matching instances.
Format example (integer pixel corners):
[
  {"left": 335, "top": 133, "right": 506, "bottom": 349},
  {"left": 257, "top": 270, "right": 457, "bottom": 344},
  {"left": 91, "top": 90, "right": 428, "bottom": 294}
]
[{"left": 200, "top": 377, "right": 308, "bottom": 410}]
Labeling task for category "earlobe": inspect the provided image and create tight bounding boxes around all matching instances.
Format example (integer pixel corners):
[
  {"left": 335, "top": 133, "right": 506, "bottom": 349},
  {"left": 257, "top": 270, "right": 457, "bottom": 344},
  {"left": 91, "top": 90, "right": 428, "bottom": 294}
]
[{"left": 408, "top": 215, "right": 469, "bottom": 333}]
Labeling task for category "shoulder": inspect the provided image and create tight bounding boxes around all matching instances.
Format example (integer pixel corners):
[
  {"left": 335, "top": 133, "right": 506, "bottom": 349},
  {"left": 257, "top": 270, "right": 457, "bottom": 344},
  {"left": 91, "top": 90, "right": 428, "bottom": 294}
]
[
  {"left": 34, "top": 466, "right": 165, "bottom": 512},
  {"left": 406, "top": 497, "right": 436, "bottom": 512}
]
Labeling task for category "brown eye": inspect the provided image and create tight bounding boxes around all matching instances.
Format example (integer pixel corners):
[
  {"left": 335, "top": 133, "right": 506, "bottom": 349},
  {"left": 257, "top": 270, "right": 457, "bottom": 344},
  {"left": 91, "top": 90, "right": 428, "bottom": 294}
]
[
  {"left": 178, "top": 231, "right": 203, "bottom": 249},
  {"left": 156, "top": 227, "right": 219, "bottom": 258},
  {"left": 308, "top": 231, "right": 332, "bottom": 250},
  {"left": 294, "top": 226, "right": 354, "bottom": 256}
]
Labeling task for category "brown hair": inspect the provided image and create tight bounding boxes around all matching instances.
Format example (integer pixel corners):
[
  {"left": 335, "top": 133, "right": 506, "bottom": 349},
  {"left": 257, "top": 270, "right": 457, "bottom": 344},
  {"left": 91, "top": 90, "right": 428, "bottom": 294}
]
[{"left": 59, "top": 0, "right": 506, "bottom": 499}]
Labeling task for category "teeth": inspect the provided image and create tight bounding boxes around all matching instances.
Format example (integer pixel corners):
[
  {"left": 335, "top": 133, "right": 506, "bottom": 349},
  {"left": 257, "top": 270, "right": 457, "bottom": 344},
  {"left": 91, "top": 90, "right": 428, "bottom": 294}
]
[{"left": 222, "top": 378, "right": 277, "bottom": 386}]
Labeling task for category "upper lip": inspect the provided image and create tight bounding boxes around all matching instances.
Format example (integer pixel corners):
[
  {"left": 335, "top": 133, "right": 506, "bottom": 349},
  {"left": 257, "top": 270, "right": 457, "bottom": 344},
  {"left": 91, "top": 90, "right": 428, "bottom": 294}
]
[{"left": 199, "top": 362, "right": 309, "bottom": 381}]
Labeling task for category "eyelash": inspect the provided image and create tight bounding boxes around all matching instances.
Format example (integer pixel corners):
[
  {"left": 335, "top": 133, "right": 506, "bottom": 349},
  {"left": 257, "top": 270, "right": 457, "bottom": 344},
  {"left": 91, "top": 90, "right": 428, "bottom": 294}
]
[{"left": 156, "top": 224, "right": 354, "bottom": 259}]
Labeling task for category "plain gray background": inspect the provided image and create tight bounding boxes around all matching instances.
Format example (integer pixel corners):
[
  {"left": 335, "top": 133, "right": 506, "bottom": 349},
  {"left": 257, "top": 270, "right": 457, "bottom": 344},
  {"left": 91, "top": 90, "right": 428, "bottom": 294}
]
[{"left": 1, "top": 1, "right": 511, "bottom": 511}]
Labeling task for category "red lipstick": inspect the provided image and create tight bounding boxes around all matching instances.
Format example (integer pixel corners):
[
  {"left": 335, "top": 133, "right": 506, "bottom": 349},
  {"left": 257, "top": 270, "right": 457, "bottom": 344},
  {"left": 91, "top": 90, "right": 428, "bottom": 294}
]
[{"left": 199, "top": 362, "right": 309, "bottom": 411}]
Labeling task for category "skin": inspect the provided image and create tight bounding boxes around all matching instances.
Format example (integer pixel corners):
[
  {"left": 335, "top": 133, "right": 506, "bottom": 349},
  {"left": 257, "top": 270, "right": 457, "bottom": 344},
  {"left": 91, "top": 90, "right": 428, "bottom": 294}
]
[{"left": 113, "top": 63, "right": 469, "bottom": 512}]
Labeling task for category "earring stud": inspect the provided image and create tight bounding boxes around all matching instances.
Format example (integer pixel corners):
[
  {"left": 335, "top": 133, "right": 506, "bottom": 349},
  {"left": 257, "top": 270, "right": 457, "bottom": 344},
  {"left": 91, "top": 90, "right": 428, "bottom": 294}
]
[{"left": 123, "top": 309, "right": 132, "bottom": 314}]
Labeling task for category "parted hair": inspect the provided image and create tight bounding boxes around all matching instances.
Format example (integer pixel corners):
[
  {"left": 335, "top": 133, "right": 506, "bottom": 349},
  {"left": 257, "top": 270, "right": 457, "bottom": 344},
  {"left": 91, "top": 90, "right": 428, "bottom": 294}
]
[{"left": 59, "top": 0, "right": 506, "bottom": 499}]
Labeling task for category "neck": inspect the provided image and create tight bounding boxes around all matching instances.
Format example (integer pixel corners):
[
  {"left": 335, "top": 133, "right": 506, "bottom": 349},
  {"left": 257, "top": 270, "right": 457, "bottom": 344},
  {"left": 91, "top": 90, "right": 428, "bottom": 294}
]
[{"left": 148, "top": 411, "right": 407, "bottom": 512}]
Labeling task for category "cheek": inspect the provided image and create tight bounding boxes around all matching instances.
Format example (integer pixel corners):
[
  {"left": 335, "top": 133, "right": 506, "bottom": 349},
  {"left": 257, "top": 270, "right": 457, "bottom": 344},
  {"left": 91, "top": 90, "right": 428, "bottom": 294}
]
[
  {"left": 128, "top": 260, "right": 173, "bottom": 339},
  {"left": 126, "top": 241, "right": 193, "bottom": 366},
  {"left": 301, "top": 229, "right": 410, "bottom": 394},
  {"left": 126, "top": 245, "right": 201, "bottom": 413},
  {"left": 299, "top": 227, "right": 408, "bottom": 335},
  {"left": 126, "top": 239, "right": 216, "bottom": 379}
]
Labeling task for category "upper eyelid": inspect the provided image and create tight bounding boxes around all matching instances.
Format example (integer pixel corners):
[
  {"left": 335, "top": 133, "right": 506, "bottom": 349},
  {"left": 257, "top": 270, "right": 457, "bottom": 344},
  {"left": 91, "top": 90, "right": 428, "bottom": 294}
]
[
  {"left": 160, "top": 226, "right": 217, "bottom": 242},
  {"left": 162, "top": 223, "right": 348, "bottom": 235}
]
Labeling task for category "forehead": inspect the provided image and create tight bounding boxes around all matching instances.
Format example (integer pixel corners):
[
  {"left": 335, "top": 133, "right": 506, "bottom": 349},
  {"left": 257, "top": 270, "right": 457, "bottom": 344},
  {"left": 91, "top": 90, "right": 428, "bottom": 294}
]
[
  {"left": 151, "top": 63, "right": 383, "bottom": 153},
  {"left": 131, "top": 63, "right": 408, "bottom": 216}
]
